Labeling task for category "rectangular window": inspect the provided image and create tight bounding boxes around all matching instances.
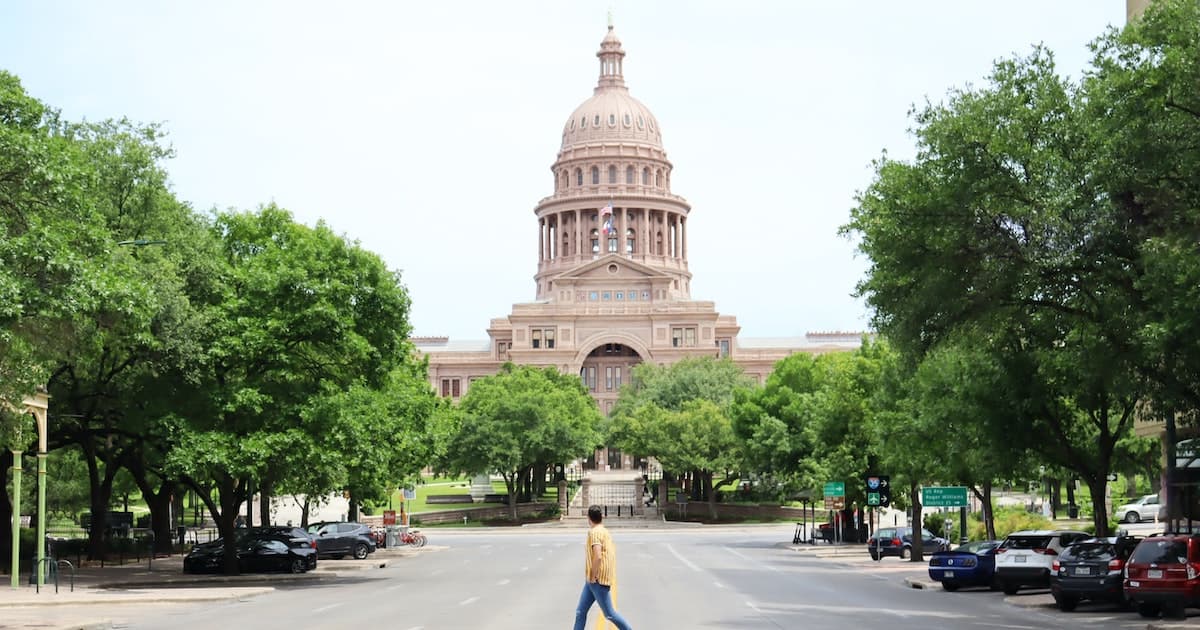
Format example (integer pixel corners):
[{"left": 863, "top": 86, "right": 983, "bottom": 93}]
[
  {"left": 606, "top": 366, "right": 613, "bottom": 391},
  {"left": 718, "top": 339, "right": 730, "bottom": 358},
  {"left": 497, "top": 341, "right": 510, "bottom": 359},
  {"left": 588, "top": 367, "right": 597, "bottom": 391},
  {"left": 531, "top": 329, "right": 543, "bottom": 349},
  {"left": 602, "top": 291, "right": 611, "bottom": 301},
  {"left": 642, "top": 290, "right": 651, "bottom": 301},
  {"left": 608, "top": 237, "right": 618, "bottom": 253},
  {"left": 531, "top": 328, "right": 555, "bottom": 349},
  {"left": 545, "top": 328, "right": 555, "bottom": 349},
  {"left": 627, "top": 290, "right": 637, "bottom": 302},
  {"left": 592, "top": 238, "right": 599, "bottom": 253},
  {"left": 672, "top": 326, "right": 697, "bottom": 348},
  {"left": 627, "top": 238, "right": 634, "bottom": 254},
  {"left": 441, "top": 378, "right": 461, "bottom": 398},
  {"left": 589, "top": 291, "right": 599, "bottom": 301},
  {"left": 615, "top": 291, "right": 624, "bottom": 301},
  {"left": 615, "top": 367, "right": 622, "bottom": 389}
]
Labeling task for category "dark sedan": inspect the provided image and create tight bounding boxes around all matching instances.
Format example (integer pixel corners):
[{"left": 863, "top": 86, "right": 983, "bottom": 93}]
[
  {"left": 1051, "top": 536, "right": 1140, "bottom": 611},
  {"left": 927, "top": 540, "right": 1001, "bottom": 591},
  {"left": 868, "top": 527, "right": 949, "bottom": 560},
  {"left": 183, "top": 532, "right": 317, "bottom": 574}
]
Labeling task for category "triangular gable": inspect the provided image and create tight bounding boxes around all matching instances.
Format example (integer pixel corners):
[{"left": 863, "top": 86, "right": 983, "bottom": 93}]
[{"left": 552, "top": 254, "right": 674, "bottom": 283}]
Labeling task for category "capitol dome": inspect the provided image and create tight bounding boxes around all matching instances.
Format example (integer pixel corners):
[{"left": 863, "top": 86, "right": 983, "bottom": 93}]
[{"left": 560, "top": 25, "right": 663, "bottom": 151}]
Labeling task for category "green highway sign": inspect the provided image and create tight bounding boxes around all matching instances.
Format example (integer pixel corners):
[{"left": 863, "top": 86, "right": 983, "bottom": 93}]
[
  {"left": 823, "top": 481, "right": 845, "bottom": 497},
  {"left": 922, "top": 486, "right": 968, "bottom": 508}
]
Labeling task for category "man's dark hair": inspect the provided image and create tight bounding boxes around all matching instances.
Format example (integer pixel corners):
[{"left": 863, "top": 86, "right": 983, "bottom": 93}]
[{"left": 588, "top": 505, "right": 603, "bottom": 524}]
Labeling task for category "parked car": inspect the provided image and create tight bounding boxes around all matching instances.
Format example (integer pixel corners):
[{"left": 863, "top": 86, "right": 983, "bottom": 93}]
[
  {"left": 867, "top": 526, "right": 948, "bottom": 560},
  {"left": 927, "top": 540, "right": 1001, "bottom": 591},
  {"left": 305, "top": 521, "right": 377, "bottom": 560},
  {"left": 183, "top": 531, "right": 317, "bottom": 574},
  {"left": 1124, "top": 533, "right": 1200, "bottom": 618},
  {"left": 994, "top": 529, "right": 1090, "bottom": 594},
  {"left": 1050, "top": 535, "right": 1140, "bottom": 611},
  {"left": 1115, "top": 494, "right": 1164, "bottom": 524}
]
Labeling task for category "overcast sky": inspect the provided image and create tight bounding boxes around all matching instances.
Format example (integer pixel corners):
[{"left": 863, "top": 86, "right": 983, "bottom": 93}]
[{"left": 1, "top": 1, "right": 1127, "bottom": 340}]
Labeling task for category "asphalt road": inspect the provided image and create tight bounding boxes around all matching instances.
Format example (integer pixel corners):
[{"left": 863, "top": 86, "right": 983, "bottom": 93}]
[{"left": 114, "top": 524, "right": 1155, "bottom": 630}]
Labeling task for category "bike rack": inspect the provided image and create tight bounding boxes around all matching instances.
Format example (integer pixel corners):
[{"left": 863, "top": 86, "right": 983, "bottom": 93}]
[{"left": 32, "top": 557, "right": 74, "bottom": 594}]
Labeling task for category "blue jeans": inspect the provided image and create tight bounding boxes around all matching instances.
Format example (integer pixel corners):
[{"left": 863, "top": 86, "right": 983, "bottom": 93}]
[{"left": 573, "top": 581, "right": 632, "bottom": 630}]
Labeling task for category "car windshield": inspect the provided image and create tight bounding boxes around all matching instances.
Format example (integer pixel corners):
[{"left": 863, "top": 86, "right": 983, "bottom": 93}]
[
  {"left": 1062, "top": 543, "right": 1114, "bottom": 561},
  {"left": 1001, "top": 535, "right": 1051, "bottom": 550},
  {"left": 954, "top": 541, "right": 997, "bottom": 554},
  {"left": 1131, "top": 540, "right": 1189, "bottom": 565}
]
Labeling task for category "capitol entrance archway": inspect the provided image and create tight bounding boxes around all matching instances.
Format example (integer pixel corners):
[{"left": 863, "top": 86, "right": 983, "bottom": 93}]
[{"left": 579, "top": 342, "right": 642, "bottom": 470}]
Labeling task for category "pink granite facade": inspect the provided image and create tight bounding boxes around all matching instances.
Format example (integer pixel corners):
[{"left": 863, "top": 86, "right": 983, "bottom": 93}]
[{"left": 415, "top": 25, "right": 864, "bottom": 470}]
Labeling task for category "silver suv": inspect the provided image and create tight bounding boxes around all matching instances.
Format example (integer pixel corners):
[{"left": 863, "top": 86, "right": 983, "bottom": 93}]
[{"left": 995, "top": 529, "right": 1089, "bottom": 594}]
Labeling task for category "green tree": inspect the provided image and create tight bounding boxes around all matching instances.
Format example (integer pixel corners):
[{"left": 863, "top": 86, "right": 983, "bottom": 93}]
[
  {"left": 442, "top": 364, "right": 602, "bottom": 521},
  {"left": 165, "top": 205, "right": 414, "bottom": 573}
]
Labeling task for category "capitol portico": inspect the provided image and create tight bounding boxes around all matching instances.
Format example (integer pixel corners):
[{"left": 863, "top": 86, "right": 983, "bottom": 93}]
[{"left": 415, "top": 24, "right": 863, "bottom": 470}]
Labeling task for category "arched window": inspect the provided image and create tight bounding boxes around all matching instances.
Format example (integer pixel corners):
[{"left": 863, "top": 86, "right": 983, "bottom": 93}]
[
  {"left": 562, "top": 232, "right": 569, "bottom": 255},
  {"left": 655, "top": 232, "right": 664, "bottom": 255},
  {"left": 608, "top": 232, "right": 618, "bottom": 253},
  {"left": 655, "top": 169, "right": 663, "bottom": 188},
  {"left": 626, "top": 166, "right": 635, "bottom": 184},
  {"left": 576, "top": 169, "right": 583, "bottom": 186},
  {"left": 591, "top": 166, "right": 600, "bottom": 185},
  {"left": 626, "top": 227, "right": 635, "bottom": 254},
  {"left": 608, "top": 165, "right": 617, "bottom": 184},
  {"left": 642, "top": 168, "right": 650, "bottom": 185},
  {"left": 590, "top": 228, "right": 600, "bottom": 254}
]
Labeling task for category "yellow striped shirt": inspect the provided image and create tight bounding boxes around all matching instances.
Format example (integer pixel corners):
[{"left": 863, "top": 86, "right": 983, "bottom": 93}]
[{"left": 584, "top": 525, "right": 617, "bottom": 586}]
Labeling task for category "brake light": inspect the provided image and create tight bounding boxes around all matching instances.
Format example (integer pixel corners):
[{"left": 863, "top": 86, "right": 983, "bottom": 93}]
[
  {"left": 892, "top": 538, "right": 901, "bottom": 547},
  {"left": 1189, "top": 563, "right": 1200, "bottom": 580},
  {"left": 311, "top": 539, "right": 317, "bottom": 549},
  {"left": 1033, "top": 548, "right": 1057, "bottom": 555},
  {"left": 1052, "top": 560, "right": 1061, "bottom": 572},
  {"left": 995, "top": 548, "right": 1007, "bottom": 554},
  {"left": 1108, "top": 558, "right": 1124, "bottom": 572}
]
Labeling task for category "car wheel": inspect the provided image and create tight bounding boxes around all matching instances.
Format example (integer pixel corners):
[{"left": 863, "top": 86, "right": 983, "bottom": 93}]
[
  {"left": 290, "top": 558, "right": 305, "bottom": 574},
  {"left": 1137, "top": 602, "right": 1161, "bottom": 618},
  {"left": 942, "top": 582, "right": 960, "bottom": 592},
  {"left": 869, "top": 551, "right": 879, "bottom": 561},
  {"left": 1055, "top": 595, "right": 1078, "bottom": 612},
  {"left": 1125, "top": 511, "right": 1140, "bottom": 524},
  {"left": 1002, "top": 582, "right": 1019, "bottom": 595},
  {"left": 353, "top": 543, "right": 369, "bottom": 560},
  {"left": 899, "top": 547, "right": 910, "bottom": 560}
]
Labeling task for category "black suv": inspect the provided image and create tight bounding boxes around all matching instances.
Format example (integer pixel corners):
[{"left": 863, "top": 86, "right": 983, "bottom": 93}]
[
  {"left": 1050, "top": 535, "right": 1140, "bottom": 611},
  {"left": 306, "top": 522, "right": 377, "bottom": 560},
  {"left": 867, "top": 526, "right": 948, "bottom": 560}
]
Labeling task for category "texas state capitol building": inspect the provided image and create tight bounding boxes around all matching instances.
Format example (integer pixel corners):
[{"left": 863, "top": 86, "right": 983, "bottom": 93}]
[{"left": 415, "top": 25, "right": 863, "bottom": 470}]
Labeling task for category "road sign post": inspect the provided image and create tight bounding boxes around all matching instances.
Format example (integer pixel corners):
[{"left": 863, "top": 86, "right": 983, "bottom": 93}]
[
  {"left": 921, "top": 486, "right": 968, "bottom": 508},
  {"left": 864, "top": 474, "right": 891, "bottom": 508}
]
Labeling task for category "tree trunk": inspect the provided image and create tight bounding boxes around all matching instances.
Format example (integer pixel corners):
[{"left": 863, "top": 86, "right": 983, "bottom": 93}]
[
  {"left": 982, "top": 481, "right": 996, "bottom": 541},
  {"left": 909, "top": 482, "right": 924, "bottom": 563},
  {"left": 298, "top": 496, "right": 311, "bottom": 528},
  {"left": 504, "top": 473, "right": 519, "bottom": 521},
  {"left": 1066, "top": 479, "right": 1076, "bottom": 515},
  {"left": 85, "top": 460, "right": 119, "bottom": 561},
  {"left": 0, "top": 451, "right": 11, "bottom": 569},
  {"left": 704, "top": 471, "right": 717, "bottom": 520},
  {"left": 258, "top": 481, "right": 272, "bottom": 527},
  {"left": 207, "top": 476, "right": 245, "bottom": 575},
  {"left": 348, "top": 490, "right": 359, "bottom": 523},
  {"left": 1088, "top": 476, "right": 1111, "bottom": 537},
  {"left": 145, "top": 483, "right": 175, "bottom": 554},
  {"left": 1049, "top": 478, "right": 1060, "bottom": 519}
]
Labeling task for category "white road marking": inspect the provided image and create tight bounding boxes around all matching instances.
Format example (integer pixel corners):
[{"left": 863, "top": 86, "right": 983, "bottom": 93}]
[
  {"left": 404, "top": 626, "right": 423, "bottom": 630},
  {"left": 725, "top": 546, "right": 782, "bottom": 573},
  {"left": 498, "top": 579, "right": 511, "bottom": 586},
  {"left": 312, "top": 603, "right": 343, "bottom": 614},
  {"left": 459, "top": 596, "right": 480, "bottom": 606},
  {"left": 385, "top": 583, "right": 405, "bottom": 591},
  {"left": 714, "top": 581, "right": 725, "bottom": 589},
  {"left": 665, "top": 544, "right": 701, "bottom": 572},
  {"left": 746, "top": 601, "right": 762, "bottom": 613}
]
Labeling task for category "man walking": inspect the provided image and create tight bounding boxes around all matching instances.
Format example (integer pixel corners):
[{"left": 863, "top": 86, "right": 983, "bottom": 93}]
[{"left": 573, "top": 505, "right": 633, "bottom": 630}]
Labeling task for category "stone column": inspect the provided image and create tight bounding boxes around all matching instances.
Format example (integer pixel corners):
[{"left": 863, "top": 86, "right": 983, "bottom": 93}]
[
  {"left": 558, "top": 480, "right": 569, "bottom": 518},
  {"left": 681, "top": 216, "right": 687, "bottom": 261},
  {"left": 635, "top": 477, "right": 645, "bottom": 515},
  {"left": 538, "top": 217, "right": 545, "bottom": 261},
  {"left": 581, "top": 478, "right": 591, "bottom": 514},
  {"left": 619, "top": 206, "right": 628, "bottom": 256}
]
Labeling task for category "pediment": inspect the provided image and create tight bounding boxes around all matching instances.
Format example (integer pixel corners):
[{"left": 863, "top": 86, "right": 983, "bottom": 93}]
[{"left": 552, "top": 255, "right": 673, "bottom": 283}]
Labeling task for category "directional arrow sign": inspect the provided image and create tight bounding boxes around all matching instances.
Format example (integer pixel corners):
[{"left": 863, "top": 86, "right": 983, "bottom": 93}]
[{"left": 823, "top": 481, "right": 845, "bottom": 497}]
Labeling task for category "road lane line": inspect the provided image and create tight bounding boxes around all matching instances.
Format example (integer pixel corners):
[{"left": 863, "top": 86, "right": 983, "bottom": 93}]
[
  {"left": 459, "top": 596, "right": 480, "bottom": 606},
  {"left": 498, "top": 579, "right": 511, "bottom": 586},
  {"left": 404, "top": 627, "right": 423, "bottom": 630},
  {"left": 725, "top": 546, "right": 782, "bottom": 573},
  {"left": 385, "top": 583, "right": 405, "bottom": 591},
  {"left": 665, "top": 543, "right": 701, "bottom": 572},
  {"left": 312, "top": 603, "right": 343, "bottom": 614},
  {"left": 714, "top": 581, "right": 725, "bottom": 589}
]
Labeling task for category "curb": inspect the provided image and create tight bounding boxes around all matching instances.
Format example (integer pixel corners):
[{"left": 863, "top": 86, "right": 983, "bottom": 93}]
[
  {"left": 0, "top": 587, "right": 275, "bottom": 608},
  {"left": 97, "top": 572, "right": 337, "bottom": 590},
  {"left": 902, "top": 577, "right": 941, "bottom": 590}
]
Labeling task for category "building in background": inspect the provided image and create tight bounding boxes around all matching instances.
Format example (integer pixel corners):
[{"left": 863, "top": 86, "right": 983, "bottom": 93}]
[{"left": 415, "top": 25, "right": 863, "bottom": 470}]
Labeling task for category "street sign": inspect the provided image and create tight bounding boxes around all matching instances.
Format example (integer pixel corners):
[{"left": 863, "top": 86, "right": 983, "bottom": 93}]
[
  {"left": 824, "top": 496, "right": 846, "bottom": 510},
  {"left": 922, "top": 486, "right": 968, "bottom": 508},
  {"left": 864, "top": 474, "right": 891, "bottom": 508},
  {"left": 402, "top": 487, "right": 416, "bottom": 501},
  {"left": 383, "top": 510, "right": 397, "bottom": 526},
  {"left": 823, "top": 481, "right": 845, "bottom": 497}
]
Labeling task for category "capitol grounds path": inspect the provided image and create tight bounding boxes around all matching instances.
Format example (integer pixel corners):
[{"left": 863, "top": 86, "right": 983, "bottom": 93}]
[{"left": 1, "top": 517, "right": 1195, "bottom": 630}]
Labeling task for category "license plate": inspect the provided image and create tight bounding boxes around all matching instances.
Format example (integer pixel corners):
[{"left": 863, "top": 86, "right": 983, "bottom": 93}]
[
  {"left": 1074, "top": 567, "right": 1091, "bottom": 576},
  {"left": 1148, "top": 569, "right": 1163, "bottom": 579},
  {"left": 1014, "top": 555, "right": 1026, "bottom": 563},
  {"left": 944, "top": 571, "right": 955, "bottom": 578}
]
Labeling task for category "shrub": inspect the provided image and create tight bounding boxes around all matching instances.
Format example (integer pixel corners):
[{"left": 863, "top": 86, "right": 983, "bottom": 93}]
[
  {"left": 924, "top": 512, "right": 947, "bottom": 538},
  {"left": 967, "top": 506, "right": 1051, "bottom": 540}
]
